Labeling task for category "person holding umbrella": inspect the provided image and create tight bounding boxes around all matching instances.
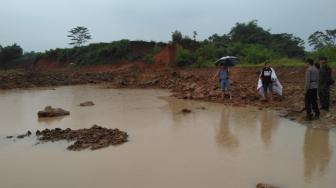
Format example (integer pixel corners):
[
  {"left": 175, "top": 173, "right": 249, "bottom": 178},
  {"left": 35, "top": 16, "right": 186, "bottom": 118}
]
[{"left": 213, "top": 57, "right": 238, "bottom": 101}]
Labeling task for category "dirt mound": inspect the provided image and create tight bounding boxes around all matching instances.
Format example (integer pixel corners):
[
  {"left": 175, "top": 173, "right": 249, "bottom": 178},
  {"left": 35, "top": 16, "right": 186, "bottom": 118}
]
[
  {"left": 36, "top": 125, "right": 128, "bottom": 151},
  {"left": 154, "top": 45, "right": 176, "bottom": 67},
  {"left": 35, "top": 59, "right": 61, "bottom": 70}
]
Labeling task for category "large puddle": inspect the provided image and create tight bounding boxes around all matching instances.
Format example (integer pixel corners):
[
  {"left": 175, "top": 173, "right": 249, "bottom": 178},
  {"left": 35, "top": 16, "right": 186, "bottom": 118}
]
[{"left": 0, "top": 85, "right": 335, "bottom": 188}]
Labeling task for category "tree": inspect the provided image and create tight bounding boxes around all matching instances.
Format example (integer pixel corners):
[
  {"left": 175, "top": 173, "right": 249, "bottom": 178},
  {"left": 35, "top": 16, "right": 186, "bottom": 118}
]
[
  {"left": 308, "top": 29, "right": 336, "bottom": 49},
  {"left": 171, "top": 30, "right": 183, "bottom": 44},
  {"left": 326, "top": 29, "right": 336, "bottom": 45},
  {"left": 229, "top": 20, "right": 272, "bottom": 46},
  {"left": 193, "top": 31, "right": 198, "bottom": 41},
  {"left": 271, "top": 33, "right": 305, "bottom": 57},
  {"left": 67, "top": 26, "right": 92, "bottom": 47},
  {"left": 0, "top": 44, "right": 23, "bottom": 63}
]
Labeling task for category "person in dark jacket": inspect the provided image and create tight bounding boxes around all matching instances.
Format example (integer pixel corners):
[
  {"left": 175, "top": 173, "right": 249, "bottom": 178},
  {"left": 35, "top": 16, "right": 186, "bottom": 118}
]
[
  {"left": 318, "top": 57, "right": 333, "bottom": 111},
  {"left": 260, "top": 62, "right": 274, "bottom": 102},
  {"left": 304, "top": 58, "right": 320, "bottom": 120}
]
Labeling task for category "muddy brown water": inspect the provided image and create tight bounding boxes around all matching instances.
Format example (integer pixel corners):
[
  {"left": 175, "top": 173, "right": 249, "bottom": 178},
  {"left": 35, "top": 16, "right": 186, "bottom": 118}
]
[{"left": 0, "top": 85, "right": 335, "bottom": 188}]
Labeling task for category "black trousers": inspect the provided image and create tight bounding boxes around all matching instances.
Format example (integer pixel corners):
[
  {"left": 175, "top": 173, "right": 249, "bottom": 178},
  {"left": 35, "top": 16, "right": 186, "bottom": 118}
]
[
  {"left": 318, "top": 87, "right": 330, "bottom": 110},
  {"left": 305, "top": 89, "right": 320, "bottom": 116}
]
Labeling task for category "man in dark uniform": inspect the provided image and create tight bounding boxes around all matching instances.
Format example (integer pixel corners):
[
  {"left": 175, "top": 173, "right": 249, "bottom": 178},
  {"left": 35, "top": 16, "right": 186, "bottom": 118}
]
[
  {"left": 305, "top": 58, "right": 320, "bottom": 120},
  {"left": 318, "top": 57, "right": 334, "bottom": 111}
]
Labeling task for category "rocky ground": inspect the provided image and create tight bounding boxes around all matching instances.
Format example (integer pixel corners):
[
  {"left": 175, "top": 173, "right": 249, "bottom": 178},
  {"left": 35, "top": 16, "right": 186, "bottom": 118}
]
[
  {"left": 1, "top": 66, "right": 335, "bottom": 129},
  {"left": 7, "top": 125, "right": 128, "bottom": 151}
]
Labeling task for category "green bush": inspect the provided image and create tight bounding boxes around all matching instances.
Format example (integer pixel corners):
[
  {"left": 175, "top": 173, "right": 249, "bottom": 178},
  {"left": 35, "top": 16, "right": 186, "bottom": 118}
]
[
  {"left": 241, "top": 44, "right": 280, "bottom": 64},
  {"left": 0, "top": 44, "right": 23, "bottom": 63},
  {"left": 174, "top": 46, "right": 196, "bottom": 67},
  {"left": 43, "top": 40, "right": 131, "bottom": 65},
  {"left": 307, "top": 45, "right": 336, "bottom": 62},
  {"left": 191, "top": 56, "right": 215, "bottom": 68}
]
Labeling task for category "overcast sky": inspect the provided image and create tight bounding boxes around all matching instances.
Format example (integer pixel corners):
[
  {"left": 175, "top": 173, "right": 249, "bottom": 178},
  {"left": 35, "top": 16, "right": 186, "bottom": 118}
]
[{"left": 0, "top": 0, "right": 335, "bottom": 52}]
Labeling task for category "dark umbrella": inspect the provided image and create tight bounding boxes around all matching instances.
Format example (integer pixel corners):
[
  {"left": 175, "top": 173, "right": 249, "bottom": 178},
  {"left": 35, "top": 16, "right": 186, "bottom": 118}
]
[{"left": 215, "top": 56, "right": 239, "bottom": 67}]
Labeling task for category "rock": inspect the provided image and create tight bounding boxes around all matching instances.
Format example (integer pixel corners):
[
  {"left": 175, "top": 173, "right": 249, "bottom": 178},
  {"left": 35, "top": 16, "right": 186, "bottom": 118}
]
[
  {"left": 256, "top": 183, "right": 279, "bottom": 188},
  {"left": 181, "top": 108, "right": 192, "bottom": 114},
  {"left": 171, "top": 71, "right": 178, "bottom": 77},
  {"left": 195, "top": 106, "right": 206, "bottom": 110},
  {"left": 17, "top": 134, "right": 25, "bottom": 139},
  {"left": 16, "top": 130, "right": 32, "bottom": 139},
  {"left": 278, "top": 110, "right": 289, "bottom": 117},
  {"left": 80, "top": 101, "right": 95, "bottom": 107},
  {"left": 183, "top": 93, "right": 192, "bottom": 99},
  {"left": 36, "top": 125, "right": 128, "bottom": 151},
  {"left": 38, "top": 106, "right": 70, "bottom": 118},
  {"left": 144, "top": 79, "right": 159, "bottom": 85},
  {"left": 117, "top": 78, "right": 128, "bottom": 86}
]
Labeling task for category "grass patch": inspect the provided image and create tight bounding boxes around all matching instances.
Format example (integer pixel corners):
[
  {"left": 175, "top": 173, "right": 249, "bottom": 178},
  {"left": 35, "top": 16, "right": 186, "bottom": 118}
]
[{"left": 237, "top": 58, "right": 304, "bottom": 67}]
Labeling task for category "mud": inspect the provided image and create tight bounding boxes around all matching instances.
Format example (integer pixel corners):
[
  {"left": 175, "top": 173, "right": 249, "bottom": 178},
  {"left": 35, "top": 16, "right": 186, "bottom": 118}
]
[
  {"left": 35, "top": 125, "right": 128, "bottom": 151},
  {"left": 1, "top": 66, "right": 335, "bottom": 128}
]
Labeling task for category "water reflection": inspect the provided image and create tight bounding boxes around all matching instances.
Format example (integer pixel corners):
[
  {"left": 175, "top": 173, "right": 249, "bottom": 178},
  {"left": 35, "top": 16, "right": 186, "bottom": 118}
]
[
  {"left": 216, "top": 108, "right": 239, "bottom": 150},
  {"left": 304, "top": 128, "right": 332, "bottom": 181},
  {"left": 1, "top": 87, "right": 336, "bottom": 188},
  {"left": 259, "top": 110, "right": 279, "bottom": 149},
  {"left": 38, "top": 116, "right": 66, "bottom": 124}
]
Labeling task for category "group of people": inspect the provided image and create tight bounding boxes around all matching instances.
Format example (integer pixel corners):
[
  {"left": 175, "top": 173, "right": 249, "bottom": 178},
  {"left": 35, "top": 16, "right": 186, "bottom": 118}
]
[
  {"left": 304, "top": 57, "right": 333, "bottom": 120},
  {"left": 213, "top": 57, "right": 333, "bottom": 121}
]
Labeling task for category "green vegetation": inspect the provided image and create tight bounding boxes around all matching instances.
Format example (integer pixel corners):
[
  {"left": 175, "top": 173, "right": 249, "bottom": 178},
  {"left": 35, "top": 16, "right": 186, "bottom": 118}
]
[
  {"left": 43, "top": 40, "right": 131, "bottom": 65},
  {"left": 307, "top": 45, "right": 336, "bottom": 62},
  {"left": 1, "top": 21, "right": 336, "bottom": 69},
  {"left": 308, "top": 29, "right": 336, "bottom": 50},
  {"left": 237, "top": 58, "right": 304, "bottom": 67},
  {"left": 171, "top": 21, "right": 336, "bottom": 68},
  {"left": 0, "top": 44, "right": 26, "bottom": 69},
  {"left": 174, "top": 45, "right": 196, "bottom": 67},
  {"left": 172, "top": 20, "right": 306, "bottom": 68}
]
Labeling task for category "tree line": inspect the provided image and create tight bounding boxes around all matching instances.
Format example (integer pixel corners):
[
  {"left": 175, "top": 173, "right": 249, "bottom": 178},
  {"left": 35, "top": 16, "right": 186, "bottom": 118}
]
[
  {"left": 1, "top": 21, "right": 335, "bottom": 68},
  {"left": 172, "top": 20, "right": 335, "bottom": 67}
]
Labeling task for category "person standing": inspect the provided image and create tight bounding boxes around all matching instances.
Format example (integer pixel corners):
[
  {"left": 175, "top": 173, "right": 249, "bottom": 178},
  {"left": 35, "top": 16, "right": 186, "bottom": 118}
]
[
  {"left": 260, "top": 62, "right": 274, "bottom": 102},
  {"left": 213, "top": 63, "right": 232, "bottom": 100},
  {"left": 318, "top": 57, "right": 333, "bottom": 111},
  {"left": 304, "top": 58, "right": 320, "bottom": 120}
]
